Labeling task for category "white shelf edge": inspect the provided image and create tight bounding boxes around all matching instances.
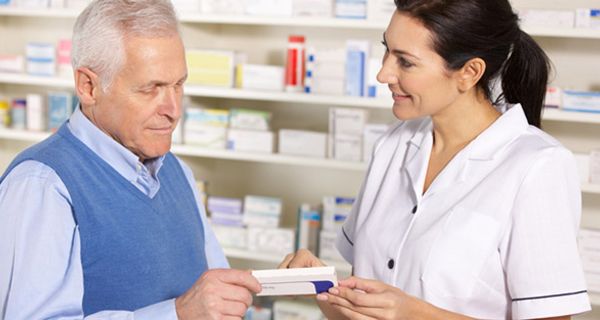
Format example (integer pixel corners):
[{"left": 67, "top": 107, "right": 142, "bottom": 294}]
[
  {"left": 4, "top": 74, "right": 600, "bottom": 119},
  {"left": 179, "top": 13, "right": 385, "bottom": 30},
  {"left": 542, "top": 108, "right": 600, "bottom": 125},
  {"left": 0, "top": 6, "right": 80, "bottom": 18},
  {"left": 523, "top": 26, "right": 600, "bottom": 40},
  {"left": 0, "top": 128, "right": 366, "bottom": 171},
  {"left": 171, "top": 144, "right": 366, "bottom": 171},
  {"left": 582, "top": 183, "right": 600, "bottom": 195},
  {"left": 0, "top": 72, "right": 391, "bottom": 109},
  {"left": 222, "top": 247, "right": 352, "bottom": 274}
]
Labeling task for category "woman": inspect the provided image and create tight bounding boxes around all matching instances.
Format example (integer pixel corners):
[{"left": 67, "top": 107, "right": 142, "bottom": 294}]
[{"left": 279, "top": 0, "right": 591, "bottom": 319}]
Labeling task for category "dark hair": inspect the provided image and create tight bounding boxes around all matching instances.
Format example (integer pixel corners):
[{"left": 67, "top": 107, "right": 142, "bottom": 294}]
[{"left": 394, "top": 0, "right": 551, "bottom": 128}]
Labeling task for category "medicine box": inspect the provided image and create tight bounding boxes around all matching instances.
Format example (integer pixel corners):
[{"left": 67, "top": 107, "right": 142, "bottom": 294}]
[
  {"left": 245, "top": 0, "right": 293, "bottom": 17},
  {"left": 279, "top": 129, "right": 327, "bottom": 158},
  {"left": 229, "top": 108, "right": 271, "bottom": 131},
  {"left": 236, "top": 64, "right": 285, "bottom": 92},
  {"left": 227, "top": 129, "right": 274, "bottom": 153},
  {"left": 211, "top": 224, "right": 247, "bottom": 249},
  {"left": 562, "top": 90, "right": 600, "bottom": 113},
  {"left": 186, "top": 50, "right": 236, "bottom": 87},
  {"left": 253, "top": 266, "right": 337, "bottom": 296},
  {"left": 363, "top": 124, "right": 389, "bottom": 162},
  {"left": 247, "top": 227, "right": 295, "bottom": 255},
  {"left": 335, "top": 0, "right": 367, "bottom": 19},
  {"left": 329, "top": 107, "right": 367, "bottom": 136}
]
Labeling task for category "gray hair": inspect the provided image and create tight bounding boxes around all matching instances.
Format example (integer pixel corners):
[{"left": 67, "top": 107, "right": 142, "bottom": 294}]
[{"left": 71, "top": 0, "right": 180, "bottom": 92}]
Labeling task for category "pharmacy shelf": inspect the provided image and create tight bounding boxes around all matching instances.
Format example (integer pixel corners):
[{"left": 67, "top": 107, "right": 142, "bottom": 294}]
[
  {"left": 222, "top": 247, "right": 352, "bottom": 274},
  {"left": 184, "top": 86, "right": 391, "bottom": 109},
  {"left": 171, "top": 144, "right": 366, "bottom": 171},
  {"left": 4, "top": 73, "right": 600, "bottom": 119},
  {"left": 543, "top": 108, "right": 600, "bottom": 125},
  {"left": 0, "top": 6, "right": 80, "bottom": 18},
  {"left": 0, "top": 128, "right": 366, "bottom": 171},
  {"left": 2, "top": 7, "right": 600, "bottom": 39},
  {"left": 0, "top": 72, "right": 73, "bottom": 88},
  {"left": 582, "top": 183, "right": 600, "bottom": 195}
]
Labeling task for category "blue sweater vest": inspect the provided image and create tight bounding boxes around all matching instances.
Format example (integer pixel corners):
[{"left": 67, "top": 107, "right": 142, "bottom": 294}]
[{"left": 0, "top": 124, "right": 208, "bottom": 315}]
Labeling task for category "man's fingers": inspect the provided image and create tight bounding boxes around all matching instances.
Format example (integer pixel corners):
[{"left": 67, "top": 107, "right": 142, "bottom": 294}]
[
  {"left": 288, "top": 249, "right": 325, "bottom": 268},
  {"left": 206, "top": 269, "right": 261, "bottom": 293},
  {"left": 217, "top": 283, "right": 254, "bottom": 308},
  {"left": 278, "top": 253, "right": 295, "bottom": 268},
  {"left": 219, "top": 300, "right": 249, "bottom": 318}
]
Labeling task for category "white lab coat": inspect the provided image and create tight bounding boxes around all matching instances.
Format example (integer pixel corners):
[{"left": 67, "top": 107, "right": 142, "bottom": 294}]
[{"left": 336, "top": 104, "right": 591, "bottom": 319}]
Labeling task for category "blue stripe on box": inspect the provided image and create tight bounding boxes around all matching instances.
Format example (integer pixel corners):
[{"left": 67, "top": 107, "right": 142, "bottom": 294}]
[{"left": 311, "top": 281, "right": 335, "bottom": 294}]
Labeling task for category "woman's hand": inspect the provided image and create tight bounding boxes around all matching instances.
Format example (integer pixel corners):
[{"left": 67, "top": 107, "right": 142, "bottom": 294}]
[
  {"left": 316, "top": 276, "right": 420, "bottom": 320},
  {"left": 278, "top": 249, "right": 326, "bottom": 268}
]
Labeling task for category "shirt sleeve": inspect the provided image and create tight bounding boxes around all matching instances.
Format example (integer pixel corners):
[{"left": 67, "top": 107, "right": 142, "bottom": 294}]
[
  {"left": 500, "top": 147, "right": 591, "bottom": 319},
  {"left": 0, "top": 161, "right": 181, "bottom": 320},
  {"left": 176, "top": 157, "right": 229, "bottom": 269}
]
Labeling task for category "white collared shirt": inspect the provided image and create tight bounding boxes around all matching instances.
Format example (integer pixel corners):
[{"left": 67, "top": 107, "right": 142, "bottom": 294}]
[{"left": 336, "top": 104, "right": 591, "bottom": 319}]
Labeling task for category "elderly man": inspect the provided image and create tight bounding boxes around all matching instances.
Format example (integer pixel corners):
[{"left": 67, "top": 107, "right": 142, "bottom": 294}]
[{"left": 0, "top": 0, "right": 260, "bottom": 318}]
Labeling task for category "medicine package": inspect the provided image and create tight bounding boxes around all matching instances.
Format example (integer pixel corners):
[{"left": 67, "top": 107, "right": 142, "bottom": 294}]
[{"left": 252, "top": 266, "right": 338, "bottom": 296}]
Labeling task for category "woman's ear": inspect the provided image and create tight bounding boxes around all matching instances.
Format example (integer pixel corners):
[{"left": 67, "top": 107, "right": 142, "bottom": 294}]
[
  {"left": 456, "top": 58, "right": 486, "bottom": 93},
  {"left": 74, "top": 67, "right": 100, "bottom": 106}
]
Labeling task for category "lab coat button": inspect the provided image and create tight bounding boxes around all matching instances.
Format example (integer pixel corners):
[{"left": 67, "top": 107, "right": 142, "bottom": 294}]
[
  {"left": 411, "top": 205, "right": 417, "bottom": 214},
  {"left": 387, "top": 259, "right": 395, "bottom": 269}
]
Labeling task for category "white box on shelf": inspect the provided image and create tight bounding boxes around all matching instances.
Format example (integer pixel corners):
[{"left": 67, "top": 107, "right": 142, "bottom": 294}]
[
  {"left": 49, "top": 0, "right": 64, "bottom": 8},
  {"left": 186, "top": 49, "right": 236, "bottom": 87},
  {"left": 0, "top": 55, "right": 25, "bottom": 73},
  {"left": 208, "top": 196, "right": 243, "bottom": 215},
  {"left": 563, "top": 90, "right": 600, "bottom": 113},
  {"left": 247, "top": 227, "right": 295, "bottom": 255},
  {"left": 576, "top": 9, "right": 600, "bottom": 29},
  {"left": 65, "top": 0, "right": 89, "bottom": 9},
  {"left": 335, "top": 0, "right": 366, "bottom": 19},
  {"left": 16, "top": 0, "right": 48, "bottom": 7},
  {"left": 26, "top": 94, "right": 45, "bottom": 131},
  {"left": 244, "top": 0, "right": 292, "bottom": 16},
  {"left": 227, "top": 129, "right": 274, "bottom": 153},
  {"left": 278, "top": 129, "right": 327, "bottom": 158},
  {"left": 319, "top": 229, "right": 346, "bottom": 262},
  {"left": 211, "top": 224, "right": 248, "bottom": 249},
  {"left": 243, "top": 212, "right": 280, "bottom": 227},
  {"left": 590, "top": 149, "right": 600, "bottom": 184},
  {"left": 244, "top": 195, "right": 282, "bottom": 216},
  {"left": 229, "top": 108, "right": 271, "bottom": 131},
  {"left": 363, "top": 123, "right": 389, "bottom": 162},
  {"left": 184, "top": 126, "right": 227, "bottom": 148},
  {"left": 367, "top": 58, "right": 388, "bottom": 98},
  {"left": 329, "top": 107, "right": 367, "bottom": 136},
  {"left": 26, "top": 43, "right": 55, "bottom": 76},
  {"left": 322, "top": 196, "right": 354, "bottom": 231},
  {"left": 296, "top": 203, "right": 321, "bottom": 253},
  {"left": 334, "top": 134, "right": 362, "bottom": 162},
  {"left": 544, "top": 86, "right": 562, "bottom": 109},
  {"left": 211, "top": 211, "right": 244, "bottom": 227},
  {"left": 236, "top": 64, "right": 285, "bottom": 92},
  {"left": 252, "top": 266, "right": 337, "bottom": 296},
  {"left": 345, "top": 40, "right": 370, "bottom": 97},
  {"left": 201, "top": 0, "right": 244, "bottom": 14},
  {"left": 367, "top": 0, "right": 395, "bottom": 21},
  {"left": 519, "top": 9, "right": 575, "bottom": 28},
  {"left": 293, "top": 0, "right": 333, "bottom": 17},
  {"left": 47, "top": 92, "right": 73, "bottom": 132}
]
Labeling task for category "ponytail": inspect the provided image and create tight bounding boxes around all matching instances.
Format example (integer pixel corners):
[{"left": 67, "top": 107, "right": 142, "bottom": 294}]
[{"left": 501, "top": 30, "right": 551, "bottom": 128}]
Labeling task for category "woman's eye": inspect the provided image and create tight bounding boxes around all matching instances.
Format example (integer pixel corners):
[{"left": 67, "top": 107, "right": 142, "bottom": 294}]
[{"left": 399, "top": 57, "right": 414, "bottom": 68}]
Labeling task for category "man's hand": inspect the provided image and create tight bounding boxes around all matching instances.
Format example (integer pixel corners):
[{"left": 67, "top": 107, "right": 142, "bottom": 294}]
[
  {"left": 278, "top": 249, "right": 325, "bottom": 268},
  {"left": 175, "top": 269, "right": 261, "bottom": 320}
]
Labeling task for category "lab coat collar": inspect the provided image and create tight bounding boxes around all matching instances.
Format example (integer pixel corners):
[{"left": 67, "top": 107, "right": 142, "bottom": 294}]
[
  {"left": 465, "top": 104, "right": 529, "bottom": 161},
  {"left": 401, "top": 104, "right": 529, "bottom": 200}
]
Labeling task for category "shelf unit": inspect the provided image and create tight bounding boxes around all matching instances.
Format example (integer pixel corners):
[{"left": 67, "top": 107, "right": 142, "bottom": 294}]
[
  {"left": 2, "top": 72, "right": 600, "bottom": 123},
  {"left": 2, "top": 7, "right": 600, "bottom": 39}
]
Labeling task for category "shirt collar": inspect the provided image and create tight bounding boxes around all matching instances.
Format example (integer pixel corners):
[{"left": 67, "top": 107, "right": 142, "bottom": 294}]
[
  {"left": 407, "top": 103, "right": 529, "bottom": 161},
  {"left": 66, "top": 106, "right": 165, "bottom": 182}
]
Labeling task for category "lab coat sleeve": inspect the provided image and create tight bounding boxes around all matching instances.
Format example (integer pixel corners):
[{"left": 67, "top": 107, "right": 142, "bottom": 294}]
[{"left": 500, "top": 146, "right": 591, "bottom": 319}]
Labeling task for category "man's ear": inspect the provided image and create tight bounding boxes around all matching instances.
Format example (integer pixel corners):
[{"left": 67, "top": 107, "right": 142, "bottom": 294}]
[
  {"left": 74, "top": 67, "right": 101, "bottom": 105},
  {"left": 456, "top": 57, "right": 486, "bottom": 93}
]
